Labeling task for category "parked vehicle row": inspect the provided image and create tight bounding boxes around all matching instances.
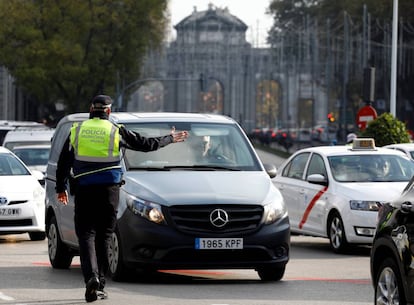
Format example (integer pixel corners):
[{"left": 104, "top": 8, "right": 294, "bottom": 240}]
[
  {"left": 0, "top": 120, "right": 47, "bottom": 145},
  {"left": 0, "top": 125, "right": 55, "bottom": 240},
  {"left": 250, "top": 125, "right": 337, "bottom": 150}
]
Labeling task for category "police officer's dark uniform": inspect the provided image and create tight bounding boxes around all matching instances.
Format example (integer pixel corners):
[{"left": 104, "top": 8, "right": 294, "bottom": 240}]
[{"left": 55, "top": 95, "right": 188, "bottom": 302}]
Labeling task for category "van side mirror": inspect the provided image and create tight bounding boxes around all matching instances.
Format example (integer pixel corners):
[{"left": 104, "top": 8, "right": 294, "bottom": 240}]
[{"left": 401, "top": 201, "right": 414, "bottom": 213}]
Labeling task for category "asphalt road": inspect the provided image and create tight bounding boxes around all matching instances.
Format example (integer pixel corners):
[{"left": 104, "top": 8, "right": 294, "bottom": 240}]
[
  {"left": 0, "top": 233, "right": 373, "bottom": 305},
  {"left": 0, "top": 149, "right": 374, "bottom": 305}
]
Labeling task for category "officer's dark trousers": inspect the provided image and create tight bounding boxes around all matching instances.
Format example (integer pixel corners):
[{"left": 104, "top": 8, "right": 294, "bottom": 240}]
[{"left": 74, "top": 184, "right": 119, "bottom": 287}]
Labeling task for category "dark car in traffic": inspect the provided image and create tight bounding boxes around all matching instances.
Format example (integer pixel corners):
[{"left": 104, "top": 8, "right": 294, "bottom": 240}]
[{"left": 370, "top": 176, "right": 414, "bottom": 305}]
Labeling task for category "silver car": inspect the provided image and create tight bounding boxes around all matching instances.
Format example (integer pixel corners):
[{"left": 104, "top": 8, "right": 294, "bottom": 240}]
[{"left": 45, "top": 112, "right": 290, "bottom": 281}]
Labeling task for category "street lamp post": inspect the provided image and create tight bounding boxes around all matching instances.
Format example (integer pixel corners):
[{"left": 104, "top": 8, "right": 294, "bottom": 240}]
[{"left": 390, "top": 0, "right": 398, "bottom": 116}]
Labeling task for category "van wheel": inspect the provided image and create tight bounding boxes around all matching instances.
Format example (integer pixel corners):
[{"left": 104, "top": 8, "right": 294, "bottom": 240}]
[
  {"left": 29, "top": 231, "right": 46, "bottom": 241},
  {"left": 48, "top": 216, "right": 73, "bottom": 269},
  {"left": 108, "top": 229, "right": 129, "bottom": 281},
  {"left": 257, "top": 265, "right": 285, "bottom": 281},
  {"left": 328, "top": 212, "right": 348, "bottom": 253}
]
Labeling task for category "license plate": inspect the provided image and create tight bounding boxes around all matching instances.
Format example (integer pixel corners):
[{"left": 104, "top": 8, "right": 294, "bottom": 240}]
[
  {"left": 195, "top": 238, "right": 243, "bottom": 249},
  {"left": 0, "top": 208, "right": 21, "bottom": 216}
]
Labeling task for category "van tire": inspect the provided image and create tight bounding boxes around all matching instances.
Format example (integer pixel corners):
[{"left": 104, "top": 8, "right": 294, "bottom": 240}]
[
  {"left": 48, "top": 216, "right": 73, "bottom": 269},
  {"left": 257, "top": 265, "right": 285, "bottom": 281},
  {"left": 108, "top": 229, "right": 129, "bottom": 281}
]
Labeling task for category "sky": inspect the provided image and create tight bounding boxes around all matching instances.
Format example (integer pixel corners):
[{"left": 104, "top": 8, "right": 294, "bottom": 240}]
[{"left": 167, "top": 0, "right": 273, "bottom": 47}]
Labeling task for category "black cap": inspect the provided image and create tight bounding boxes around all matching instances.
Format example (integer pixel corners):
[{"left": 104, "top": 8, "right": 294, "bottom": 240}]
[{"left": 91, "top": 95, "right": 112, "bottom": 110}]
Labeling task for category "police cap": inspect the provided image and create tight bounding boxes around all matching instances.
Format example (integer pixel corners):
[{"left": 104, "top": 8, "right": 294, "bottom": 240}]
[{"left": 91, "top": 95, "right": 112, "bottom": 110}]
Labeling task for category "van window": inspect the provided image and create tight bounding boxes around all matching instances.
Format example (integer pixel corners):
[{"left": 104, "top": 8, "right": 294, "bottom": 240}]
[{"left": 48, "top": 122, "right": 73, "bottom": 164}]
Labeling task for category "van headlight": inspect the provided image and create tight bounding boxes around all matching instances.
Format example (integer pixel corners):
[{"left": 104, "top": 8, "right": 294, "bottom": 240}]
[
  {"left": 126, "top": 195, "right": 166, "bottom": 224},
  {"left": 263, "top": 200, "right": 287, "bottom": 224},
  {"left": 350, "top": 200, "right": 380, "bottom": 211}
]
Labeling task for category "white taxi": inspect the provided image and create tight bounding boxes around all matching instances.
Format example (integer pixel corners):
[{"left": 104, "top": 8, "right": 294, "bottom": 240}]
[
  {"left": 272, "top": 138, "right": 414, "bottom": 253},
  {"left": 0, "top": 146, "right": 46, "bottom": 240}
]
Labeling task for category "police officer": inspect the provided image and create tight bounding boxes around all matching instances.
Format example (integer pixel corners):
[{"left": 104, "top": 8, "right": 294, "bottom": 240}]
[{"left": 55, "top": 95, "right": 188, "bottom": 302}]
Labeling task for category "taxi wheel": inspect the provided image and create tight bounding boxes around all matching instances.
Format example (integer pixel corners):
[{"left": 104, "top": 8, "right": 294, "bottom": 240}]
[
  {"left": 108, "top": 229, "right": 129, "bottom": 281},
  {"left": 48, "top": 216, "right": 73, "bottom": 268},
  {"left": 328, "top": 212, "right": 348, "bottom": 253}
]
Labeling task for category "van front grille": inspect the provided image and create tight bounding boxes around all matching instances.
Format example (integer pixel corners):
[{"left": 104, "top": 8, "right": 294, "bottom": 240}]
[{"left": 167, "top": 204, "right": 263, "bottom": 235}]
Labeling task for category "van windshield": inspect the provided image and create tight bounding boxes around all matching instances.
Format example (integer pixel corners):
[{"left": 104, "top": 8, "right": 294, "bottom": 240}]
[{"left": 122, "top": 122, "right": 261, "bottom": 171}]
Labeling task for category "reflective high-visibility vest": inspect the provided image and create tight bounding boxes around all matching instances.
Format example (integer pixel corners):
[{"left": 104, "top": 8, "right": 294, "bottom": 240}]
[{"left": 70, "top": 118, "right": 121, "bottom": 178}]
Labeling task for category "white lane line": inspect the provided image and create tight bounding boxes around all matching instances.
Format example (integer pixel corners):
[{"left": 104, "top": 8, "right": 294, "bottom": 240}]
[{"left": 0, "top": 291, "right": 14, "bottom": 301}]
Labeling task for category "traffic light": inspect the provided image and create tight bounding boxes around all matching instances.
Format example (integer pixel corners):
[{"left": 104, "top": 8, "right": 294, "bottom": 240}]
[{"left": 327, "top": 112, "right": 335, "bottom": 123}]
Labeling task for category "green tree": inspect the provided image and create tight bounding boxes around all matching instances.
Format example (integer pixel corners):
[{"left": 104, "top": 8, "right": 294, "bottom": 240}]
[
  {"left": 268, "top": 0, "right": 414, "bottom": 28},
  {"left": 0, "top": 0, "right": 167, "bottom": 113},
  {"left": 360, "top": 112, "right": 410, "bottom": 147}
]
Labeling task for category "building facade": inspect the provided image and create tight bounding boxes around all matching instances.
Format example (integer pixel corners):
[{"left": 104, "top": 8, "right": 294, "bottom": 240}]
[
  {"left": 131, "top": 4, "right": 328, "bottom": 132},
  {"left": 0, "top": 4, "right": 329, "bottom": 131}
]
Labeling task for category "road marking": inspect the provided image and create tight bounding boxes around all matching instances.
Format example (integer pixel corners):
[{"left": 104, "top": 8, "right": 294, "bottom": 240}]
[
  {"left": 0, "top": 292, "right": 14, "bottom": 301},
  {"left": 299, "top": 186, "right": 328, "bottom": 229}
]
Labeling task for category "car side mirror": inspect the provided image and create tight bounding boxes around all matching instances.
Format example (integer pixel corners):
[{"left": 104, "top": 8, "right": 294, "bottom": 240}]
[
  {"left": 263, "top": 163, "right": 277, "bottom": 178},
  {"left": 401, "top": 201, "right": 414, "bottom": 213},
  {"left": 307, "top": 174, "right": 328, "bottom": 186}
]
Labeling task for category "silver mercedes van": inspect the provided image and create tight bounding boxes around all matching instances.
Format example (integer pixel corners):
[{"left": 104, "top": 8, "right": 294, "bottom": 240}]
[{"left": 45, "top": 112, "right": 290, "bottom": 281}]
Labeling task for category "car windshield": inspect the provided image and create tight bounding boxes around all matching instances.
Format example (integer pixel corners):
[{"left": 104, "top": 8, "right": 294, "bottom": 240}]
[
  {"left": 0, "top": 153, "right": 30, "bottom": 176},
  {"left": 122, "top": 122, "right": 261, "bottom": 171},
  {"left": 13, "top": 147, "right": 50, "bottom": 166},
  {"left": 328, "top": 154, "right": 414, "bottom": 182}
]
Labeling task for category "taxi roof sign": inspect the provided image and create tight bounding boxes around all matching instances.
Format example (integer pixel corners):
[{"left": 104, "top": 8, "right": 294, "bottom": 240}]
[{"left": 351, "top": 138, "right": 376, "bottom": 150}]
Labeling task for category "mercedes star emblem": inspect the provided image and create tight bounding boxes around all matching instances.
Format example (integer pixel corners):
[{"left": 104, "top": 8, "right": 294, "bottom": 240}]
[
  {"left": 0, "top": 197, "right": 8, "bottom": 205},
  {"left": 209, "top": 208, "right": 229, "bottom": 228}
]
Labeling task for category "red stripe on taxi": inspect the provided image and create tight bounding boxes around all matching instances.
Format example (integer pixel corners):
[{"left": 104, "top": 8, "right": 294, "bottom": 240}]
[{"left": 299, "top": 186, "right": 328, "bottom": 229}]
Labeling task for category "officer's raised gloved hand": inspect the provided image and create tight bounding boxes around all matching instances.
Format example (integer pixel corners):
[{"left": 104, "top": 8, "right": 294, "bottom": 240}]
[{"left": 170, "top": 126, "right": 189, "bottom": 143}]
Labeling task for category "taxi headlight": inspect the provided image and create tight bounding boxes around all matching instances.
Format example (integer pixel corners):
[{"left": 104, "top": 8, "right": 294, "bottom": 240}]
[
  {"left": 264, "top": 201, "right": 287, "bottom": 224},
  {"left": 126, "top": 195, "right": 166, "bottom": 224},
  {"left": 350, "top": 200, "right": 380, "bottom": 211},
  {"left": 33, "top": 186, "right": 45, "bottom": 207}
]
